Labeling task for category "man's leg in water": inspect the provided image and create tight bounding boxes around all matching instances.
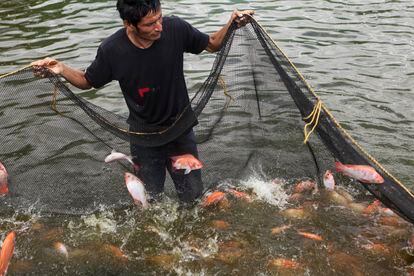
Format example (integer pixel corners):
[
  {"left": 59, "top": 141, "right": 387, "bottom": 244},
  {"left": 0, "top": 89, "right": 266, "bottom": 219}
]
[
  {"left": 130, "top": 142, "right": 167, "bottom": 201},
  {"left": 167, "top": 129, "right": 203, "bottom": 203}
]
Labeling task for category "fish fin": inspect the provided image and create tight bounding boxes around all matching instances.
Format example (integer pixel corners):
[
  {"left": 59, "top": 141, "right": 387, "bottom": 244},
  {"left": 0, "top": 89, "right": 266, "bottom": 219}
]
[
  {"left": 184, "top": 168, "right": 191, "bottom": 174},
  {"left": 126, "top": 156, "right": 134, "bottom": 165},
  {"left": 334, "top": 161, "right": 343, "bottom": 172}
]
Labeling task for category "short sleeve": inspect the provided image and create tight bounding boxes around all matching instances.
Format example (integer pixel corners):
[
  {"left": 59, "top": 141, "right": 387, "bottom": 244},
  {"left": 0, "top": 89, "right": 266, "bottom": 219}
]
[
  {"left": 180, "top": 19, "right": 209, "bottom": 54},
  {"left": 85, "top": 46, "right": 112, "bottom": 88}
]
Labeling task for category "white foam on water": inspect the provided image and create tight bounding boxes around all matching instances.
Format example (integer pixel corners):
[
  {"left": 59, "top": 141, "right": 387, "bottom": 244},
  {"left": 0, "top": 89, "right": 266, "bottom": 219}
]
[
  {"left": 80, "top": 211, "right": 117, "bottom": 234},
  {"left": 240, "top": 174, "right": 290, "bottom": 209}
]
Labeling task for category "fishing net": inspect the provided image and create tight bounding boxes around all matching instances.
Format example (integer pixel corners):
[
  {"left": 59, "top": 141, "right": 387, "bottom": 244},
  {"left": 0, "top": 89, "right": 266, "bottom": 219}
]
[{"left": 0, "top": 19, "right": 413, "bottom": 222}]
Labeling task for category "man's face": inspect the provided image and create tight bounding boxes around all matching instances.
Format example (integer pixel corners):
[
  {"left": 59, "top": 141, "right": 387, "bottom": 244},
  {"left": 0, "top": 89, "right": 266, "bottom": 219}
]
[{"left": 134, "top": 9, "right": 163, "bottom": 41}]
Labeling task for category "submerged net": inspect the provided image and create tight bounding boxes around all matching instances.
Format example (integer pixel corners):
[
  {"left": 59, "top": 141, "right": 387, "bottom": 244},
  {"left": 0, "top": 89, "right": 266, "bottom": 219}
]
[{"left": 0, "top": 19, "right": 413, "bottom": 222}]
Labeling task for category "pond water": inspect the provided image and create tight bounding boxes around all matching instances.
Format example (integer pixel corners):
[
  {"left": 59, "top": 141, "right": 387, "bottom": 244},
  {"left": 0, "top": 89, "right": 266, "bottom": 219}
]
[{"left": 0, "top": 0, "right": 413, "bottom": 275}]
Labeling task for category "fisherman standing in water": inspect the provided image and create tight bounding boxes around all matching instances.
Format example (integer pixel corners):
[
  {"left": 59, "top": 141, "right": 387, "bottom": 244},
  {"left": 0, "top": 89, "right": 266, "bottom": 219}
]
[{"left": 32, "top": 0, "right": 253, "bottom": 204}]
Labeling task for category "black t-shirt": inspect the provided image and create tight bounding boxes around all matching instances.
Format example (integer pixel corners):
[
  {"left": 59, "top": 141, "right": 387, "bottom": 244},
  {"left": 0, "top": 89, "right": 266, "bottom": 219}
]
[{"left": 85, "top": 16, "right": 209, "bottom": 127}]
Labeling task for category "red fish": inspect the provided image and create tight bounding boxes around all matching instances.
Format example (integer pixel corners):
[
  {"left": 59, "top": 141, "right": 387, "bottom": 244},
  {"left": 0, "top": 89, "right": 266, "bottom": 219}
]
[
  {"left": 323, "top": 170, "right": 335, "bottom": 190},
  {"left": 226, "top": 188, "right": 252, "bottom": 202},
  {"left": 0, "top": 161, "right": 9, "bottom": 196},
  {"left": 0, "top": 231, "right": 16, "bottom": 276},
  {"left": 293, "top": 180, "right": 316, "bottom": 194},
  {"left": 201, "top": 191, "right": 226, "bottom": 207},
  {"left": 335, "top": 161, "right": 384, "bottom": 184},
  {"left": 297, "top": 231, "right": 323, "bottom": 241},
  {"left": 363, "top": 199, "right": 381, "bottom": 215},
  {"left": 170, "top": 154, "right": 203, "bottom": 174}
]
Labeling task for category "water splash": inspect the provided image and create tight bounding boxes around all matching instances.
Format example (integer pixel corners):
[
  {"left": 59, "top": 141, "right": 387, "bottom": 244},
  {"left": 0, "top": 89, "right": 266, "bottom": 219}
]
[{"left": 240, "top": 175, "right": 289, "bottom": 208}]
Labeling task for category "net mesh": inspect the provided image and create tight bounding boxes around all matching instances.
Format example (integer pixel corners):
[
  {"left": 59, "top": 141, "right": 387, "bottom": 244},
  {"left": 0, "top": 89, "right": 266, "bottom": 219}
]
[{"left": 1, "top": 19, "right": 413, "bottom": 222}]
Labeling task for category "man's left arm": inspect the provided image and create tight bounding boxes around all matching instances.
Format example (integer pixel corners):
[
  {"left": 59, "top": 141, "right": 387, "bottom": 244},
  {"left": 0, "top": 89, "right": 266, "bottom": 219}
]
[{"left": 206, "top": 9, "right": 254, "bottom": 53}]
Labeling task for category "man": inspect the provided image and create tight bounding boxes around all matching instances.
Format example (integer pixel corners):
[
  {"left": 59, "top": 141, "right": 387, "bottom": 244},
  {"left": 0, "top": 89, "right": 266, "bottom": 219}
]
[{"left": 32, "top": 0, "right": 254, "bottom": 203}]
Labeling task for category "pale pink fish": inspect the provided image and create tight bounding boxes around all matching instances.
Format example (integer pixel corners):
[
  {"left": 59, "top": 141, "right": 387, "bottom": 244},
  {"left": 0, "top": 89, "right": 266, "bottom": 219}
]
[
  {"left": 0, "top": 231, "right": 16, "bottom": 276},
  {"left": 105, "top": 150, "right": 140, "bottom": 171},
  {"left": 53, "top": 242, "right": 68, "bottom": 259},
  {"left": 335, "top": 161, "right": 384, "bottom": 184},
  {"left": 105, "top": 149, "right": 134, "bottom": 165},
  {"left": 170, "top": 154, "right": 203, "bottom": 174},
  {"left": 124, "top": 172, "right": 149, "bottom": 208},
  {"left": 0, "top": 161, "right": 9, "bottom": 196},
  {"left": 323, "top": 170, "right": 335, "bottom": 191}
]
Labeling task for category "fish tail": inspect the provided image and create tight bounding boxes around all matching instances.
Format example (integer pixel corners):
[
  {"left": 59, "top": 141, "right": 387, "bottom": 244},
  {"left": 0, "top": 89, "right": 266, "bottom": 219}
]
[
  {"left": 0, "top": 231, "right": 16, "bottom": 275},
  {"left": 0, "top": 184, "right": 8, "bottom": 195},
  {"left": 334, "top": 161, "right": 344, "bottom": 172}
]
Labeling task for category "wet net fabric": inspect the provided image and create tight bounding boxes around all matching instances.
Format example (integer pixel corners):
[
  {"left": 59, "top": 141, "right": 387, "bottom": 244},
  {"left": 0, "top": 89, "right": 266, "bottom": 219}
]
[{"left": 1, "top": 20, "right": 413, "bottom": 221}]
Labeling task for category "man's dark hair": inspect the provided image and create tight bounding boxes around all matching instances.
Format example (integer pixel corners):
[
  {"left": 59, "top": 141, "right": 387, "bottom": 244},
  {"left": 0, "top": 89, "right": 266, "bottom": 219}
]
[{"left": 116, "top": 0, "right": 161, "bottom": 26}]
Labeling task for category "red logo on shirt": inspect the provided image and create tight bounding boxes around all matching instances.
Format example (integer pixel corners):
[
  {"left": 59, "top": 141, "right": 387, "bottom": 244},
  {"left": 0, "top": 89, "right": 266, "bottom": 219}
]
[{"left": 138, "top": 87, "right": 151, "bottom": 98}]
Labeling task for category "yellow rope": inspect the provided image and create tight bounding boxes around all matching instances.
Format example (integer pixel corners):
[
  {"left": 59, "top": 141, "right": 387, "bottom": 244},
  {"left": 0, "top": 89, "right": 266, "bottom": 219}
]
[
  {"left": 218, "top": 75, "right": 234, "bottom": 109},
  {"left": 303, "top": 100, "right": 322, "bottom": 144},
  {"left": 248, "top": 16, "right": 410, "bottom": 192},
  {"left": 0, "top": 64, "right": 32, "bottom": 79}
]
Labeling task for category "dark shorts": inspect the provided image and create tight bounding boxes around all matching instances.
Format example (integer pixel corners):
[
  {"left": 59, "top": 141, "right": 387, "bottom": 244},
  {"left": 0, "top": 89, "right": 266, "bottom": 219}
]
[{"left": 130, "top": 129, "right": 203, "bottom": 203}]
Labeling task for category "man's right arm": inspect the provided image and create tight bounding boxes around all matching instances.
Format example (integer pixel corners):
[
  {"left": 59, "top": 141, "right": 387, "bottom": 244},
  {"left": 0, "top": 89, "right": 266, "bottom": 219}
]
[{"left": 31, "top": 57, "right": 92, "bottom": 90}]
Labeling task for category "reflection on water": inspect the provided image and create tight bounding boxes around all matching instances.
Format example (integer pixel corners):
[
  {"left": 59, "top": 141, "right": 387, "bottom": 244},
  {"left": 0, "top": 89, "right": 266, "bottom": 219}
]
[{"left": 1, "top": 0, "right": 413, "bottom": 274}]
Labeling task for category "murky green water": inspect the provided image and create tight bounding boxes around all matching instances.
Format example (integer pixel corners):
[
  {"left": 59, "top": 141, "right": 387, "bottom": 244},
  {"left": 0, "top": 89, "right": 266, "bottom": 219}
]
[{"left": 1, "top": 0, "right": 414, "bottom": 275}]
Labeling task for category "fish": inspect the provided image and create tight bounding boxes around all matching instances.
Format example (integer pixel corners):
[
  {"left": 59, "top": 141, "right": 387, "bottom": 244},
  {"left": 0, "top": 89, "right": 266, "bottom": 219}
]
[
  {"left": 287, "top": 193, "right": 304, "bottom": 203},
  {"left": 271, "top": 225, "right": 291, "bottom": 235},
  {"left": 53, "top": 242, "right": 68, "bottom": 259},
  {"left": 0, "top": 161, "right": 9, "bottom": 196},
  {"left": 293, "top": 180, "right": 316, "bottom": 194},
  {"left": 335, "top": 161, "right": 384, "bottom": 184},
  {"left": 325, "top": 190, "right": 349, "bottom": 206},
  {"left": 105, "top": 149, "right": 140, "bottom": 171},
  {"left": 267, "top": 258, "right": 301, "bottom": 270},
  {"left": 102, "top": 244, "right": 128, "bottom": 262},
  {"left": 363, "top": 199, "right": 381, "bottom": 215},
  {"left": 211, "top": 220, "right": 230, "bottom": 230},
  {"left": 226, "top": 188, "right": 252, "bottom": 202},
  {"left": 323, "top": 170, "right": 335, "bottom": 190},
  {"left": 124, "top": 172, "right": 149, "bottom": 208},
  {"left": 361, "top": 243, "right": 391, "bottom": 255},
  {"left": 0, "top": 231, "right": 16, "bottom": 276},
  {"left": 201, "top": 191, "right": 226, "bottom": 208},
  {"left": 280, "top": 208, "right": 309, "bottom": 220},
  {"left": 297, "top": 231, "right": 323, "bottom": 241},
  {"left": 170, "top": 154, "right": 203, "bottom": 174}
]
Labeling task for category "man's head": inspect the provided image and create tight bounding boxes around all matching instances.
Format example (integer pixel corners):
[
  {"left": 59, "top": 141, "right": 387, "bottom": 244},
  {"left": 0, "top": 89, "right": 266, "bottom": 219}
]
[
  {"left": 117, "top": 0, "right": 161, "bottom": 25},
  {"left": 117, "top": 0, "right": 163, "bottom": 42}
]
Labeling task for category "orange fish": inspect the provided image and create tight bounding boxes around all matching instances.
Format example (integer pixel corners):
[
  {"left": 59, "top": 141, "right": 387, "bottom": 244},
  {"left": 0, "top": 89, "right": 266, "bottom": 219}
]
[
  {"left": 268, "top": 258, "right": 300, "bottom": 269},
  {"left": 170, "top": 154, "right": 203, "bottom": 174},
  {"left": 297, "top": 231, "right": 323, "bottom": 241},
  {"left": 0, "top": 231, "right": 16, "bottom": 276},
  {"left": 288, "top": 193, "right": 303, "bottom": 203},
  {"left": 211, "top": 220, "right": 230, "bottom": 230},
  {"left": 271, "top": 225, "right": 291, "bottom": 235},
  {"left": 53, "top": 242, "right": 68, "bottom": 259},
  {"left": 102, "top": 244, "right": 128, "bottom": 262},
  {"left": 335, "top": 161, "right": 384, "bottom": 184},
  {"left": 226, "top": 188, "right": 252, "bottom": 202},
  {"left": 293, "top": 180, "right": 316, "bottom": 194},
  {"left": 201, "top": 191, "right": 226, "bottom": 207},
  {"left": 0, "top": 161, "right": 9, "bottom": 196},
  {"left": 363, "top": 199, "right": 381, "bottom": 215}
]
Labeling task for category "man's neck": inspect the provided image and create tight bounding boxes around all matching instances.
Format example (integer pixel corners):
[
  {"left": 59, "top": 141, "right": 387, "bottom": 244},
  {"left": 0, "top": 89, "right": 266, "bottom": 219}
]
[{"left": 126, "top": 29, "right": 154, "bottom": 49}]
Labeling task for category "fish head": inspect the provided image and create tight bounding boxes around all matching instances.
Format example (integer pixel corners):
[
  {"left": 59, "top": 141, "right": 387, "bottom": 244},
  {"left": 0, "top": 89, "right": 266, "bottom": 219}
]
[
  {"left": 324, "top": 170, "right": 333, "bottom": 179},
  {"left": 124, "top": 172, "right": 134, "bottom": 183}
]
